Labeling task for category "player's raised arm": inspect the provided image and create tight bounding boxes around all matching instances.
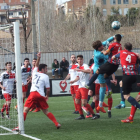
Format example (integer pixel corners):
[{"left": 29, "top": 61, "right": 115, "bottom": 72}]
[{"left": 35, "top": 52, "right": 41, "bottom": 67}]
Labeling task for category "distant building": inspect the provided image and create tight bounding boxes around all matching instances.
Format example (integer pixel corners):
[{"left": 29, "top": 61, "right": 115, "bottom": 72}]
[
  {"left": 57, "top": 0, "right": 140, "bottom": 18},
  {"left": 56, "top": 0, "right": 87, "bottom": 19},
  {"left": 87, "top": 0, "right": 140, "bottom": 16}
]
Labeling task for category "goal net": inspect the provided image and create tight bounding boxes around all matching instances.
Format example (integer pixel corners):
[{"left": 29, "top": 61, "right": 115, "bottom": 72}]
[{"left": 0, "top": 22, "right": 24, "bottom": 135}]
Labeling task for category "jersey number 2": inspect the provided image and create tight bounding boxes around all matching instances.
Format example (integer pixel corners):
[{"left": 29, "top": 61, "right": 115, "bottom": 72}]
[{"left": 126, "top": 55, "right": 131, "bottom": 63}]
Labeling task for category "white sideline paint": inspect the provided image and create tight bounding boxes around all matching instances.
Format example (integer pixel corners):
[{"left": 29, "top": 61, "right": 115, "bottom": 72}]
[
  {"left": 21, "top": 134, "right": 42, "bottom": 140},
  {"left": 0, "top": 125, "right": 18, "bottom": 134},
  {"left": 0, "top": 125, "right": 41, "bottom": 140}
]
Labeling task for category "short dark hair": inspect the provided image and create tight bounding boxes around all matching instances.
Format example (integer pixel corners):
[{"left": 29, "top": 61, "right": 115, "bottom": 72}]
[
  {"left": 115, "top": 34, "right": 122, "bottom": 42},
  {"left": 5, "top": 62, "right": 11, "bottom": 66},
  {"left": 24, "top": 58, "right": 29, "bottom": 61},
  {"left": 92, "top": 40, "right": 102, "bottom": 50},
  {"left": 77, "top": 55, "right": 83, "bottom": 58},
  {"left": 124, "top": 42, "right": 132, "bottom": 51},
  {"left": 33, "top": 58, "right": 37, "bottom": 61},
  {"left": 39, "top": 64, "right": 47, "bottom": 71}
]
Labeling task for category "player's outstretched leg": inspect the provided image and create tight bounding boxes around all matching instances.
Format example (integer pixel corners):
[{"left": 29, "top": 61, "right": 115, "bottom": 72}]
[
  {"left": 115, "top": 81, "right": 125, "bottom": 109},
  {"left": 97, "top": 85, "right": 106, "bottom": 113},
  {"left": 0, "top": 103, "right": 6, "bottom": 119},
  {"left": 108, "top": 96, "right": 113, "bottom": 118}
]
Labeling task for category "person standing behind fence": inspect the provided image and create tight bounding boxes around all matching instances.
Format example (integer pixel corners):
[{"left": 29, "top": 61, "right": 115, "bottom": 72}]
[
  {"left": 60, "top": 57, "right": 69, "bottom": 78},
  {"left": 52, "top": 59, "right": 61, "bottom": 79}
]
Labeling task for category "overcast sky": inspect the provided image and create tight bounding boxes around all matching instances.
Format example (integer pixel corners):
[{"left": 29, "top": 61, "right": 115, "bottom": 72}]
[{"left": 56, "top": 0, "right": 69, "bottom": 5}]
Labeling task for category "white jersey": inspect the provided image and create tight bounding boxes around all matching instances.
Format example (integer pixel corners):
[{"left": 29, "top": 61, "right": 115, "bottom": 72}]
[
  {"left": 90, "top": 64, "right": 99, "bottom": 84},
  {"left": 21, "top": 65, "right": 31, "bottom": 85},
  {"left": 69, "top": 63, "right": 79, "bottom": 86},
  {"left": 0, "top": 71, "right": 15, "bottom": 95},
  {"left": 77, "top": 63, "right": 90, "bottom": 88},
  {"left": 30, "top": 67, "right": 50, "bottom": 97}
]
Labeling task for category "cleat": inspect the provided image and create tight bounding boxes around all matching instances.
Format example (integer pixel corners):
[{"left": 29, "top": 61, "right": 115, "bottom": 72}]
[
  {"left": 85, "top": 85, "right": 89, "bottom": 89},
  {"left": 121, "top": 118, "right": 133, "bottom": 123},
  {"left": 56, "top": 124, "right": 61, "bottom": 129},
  {"left": 0, "top": 112, "right": 5, "bottom": 119},
  {"left": 73, "top": 111, "right": 79, "bottom": 114},
  {"left": 106, "top": 91, "right": 112, "bottom": 98},
  {"left": 91, "top": 114, "right": 100, "bottom": 120},
  {"left": 97, "top": 106, "right": 106, "bottom": 113},
  {"left": 82, "top": 106, "right": 88, "bottom": 114},
  {"left": 86, "top": 114, "right": 92, "bottom": 118},
  {"left": 103, "top": 102, "right": 109, "bottom": 107},
  {"left": 12, "top": 126, "right": 19, "bottom": 131},
  {"left": 115, "top": 101, "right": 125, "bottom": 109},
  {"left": 75, "top": 115, "right": 85, "bottom": 120},
  {"left": 108, "top": 111, "right": 111, "bottom": 118},
  {"left": 32, "top": 108, "right": 40, "bottom": 112},
  {"left": 6, "top": 114, "right": 10, "bottom": 119}
]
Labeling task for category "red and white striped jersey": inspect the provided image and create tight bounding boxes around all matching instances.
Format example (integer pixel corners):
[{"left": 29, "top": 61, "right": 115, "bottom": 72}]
[
  {"left": 76, "top": 63, "right": 90, "bottom": 88},
  {"left": 69, "top": 63, "right": 79, "bottom": 85},
  {"left": 21, "top": 65, "right": 31, "bottom": 85},
  {"left": 0, "top": 71, "right": 15, "bottom": 95}
]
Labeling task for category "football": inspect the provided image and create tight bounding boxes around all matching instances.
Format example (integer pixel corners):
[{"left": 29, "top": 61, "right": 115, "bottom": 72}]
[{"left": 111, "top": 21, "right": 121, "bottom": 30}]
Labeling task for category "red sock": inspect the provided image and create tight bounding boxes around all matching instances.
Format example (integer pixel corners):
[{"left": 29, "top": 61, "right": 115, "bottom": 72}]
[
  {"left": 6, "top": 105, "right": 10, "bottom": 115},
  {"left": 1, "top": 104, "right": 6, "bottom": 113},
  {"left": 77, "top": 103, "right": 83, "bottom": 115},
  {"left": 129, "top": 105, "right": 137, "bottom": 120},
  {"left": 95, "top": 100, "right": 99, "bottom": 113},
  {"left": 47, "top": 112, "right": 59, "bottom": 126},
  {"left": 108, "top": 97, "right": 113, "bottom": 111},
  {"left": 23, "top": 112, "right": 27, "bottom": 121},
  {"left": 85, "top": 104, "right": 94, "bottom": 115},
  {"left": 73, "top": 99, "right": 78, "bottom": 111}
]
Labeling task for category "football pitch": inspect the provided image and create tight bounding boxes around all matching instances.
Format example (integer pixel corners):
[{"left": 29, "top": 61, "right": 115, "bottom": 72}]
[{"left": 1, "top": 92, "right": 140, "bottom": 140}]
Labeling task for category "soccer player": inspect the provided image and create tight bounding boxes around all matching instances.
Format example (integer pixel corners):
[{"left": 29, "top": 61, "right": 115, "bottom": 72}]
[
  {"left": 13, "top": 53, "right": 61, "bottom": 131},
  {"left": 30, "top": 58, "right": 41, "bottom": 113},
  {"left": 70, "top": 55, "right": 96, "bottom": 120},
  {"left": 90, "top": 41, "right": 108, "bottom": 114},
  {"left": 62, "top": 54, "right": 79, "bottom": 114},
  {"left": 112, "top": 42, "right": 140, "bottom": 123},
  {"left": 15, "top": 58, "right": 31, "bottom": 110},
  {"left": 0, "top": 62, "right": 15, "bottom": 119},
  {"left": 86, "top": 34, "right": 122, "bottom": 98}
]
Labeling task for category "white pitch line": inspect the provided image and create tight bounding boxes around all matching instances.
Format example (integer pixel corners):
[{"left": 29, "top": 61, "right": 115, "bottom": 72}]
[
  {"left": 21, "top": 134, "right": 41, "bottom": 140},
  {"left": 0, "top": 133, "right": 17, "bottom": 136},
  {"left": 0, "top": 125, "right": 41, "bottom": 140},
  {"left": 0, "top": 125, "right": 18, "bottom": 134}
]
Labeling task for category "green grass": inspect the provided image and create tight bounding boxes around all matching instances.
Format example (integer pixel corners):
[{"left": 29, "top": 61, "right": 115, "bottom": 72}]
[{"left": 1, "top": 93, "right": 140, "bottom": 140}]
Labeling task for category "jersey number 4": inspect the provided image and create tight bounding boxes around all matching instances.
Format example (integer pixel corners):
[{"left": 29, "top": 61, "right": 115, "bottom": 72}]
[{"left": 126, "top": 55, "right": 131, "bottom": 63}]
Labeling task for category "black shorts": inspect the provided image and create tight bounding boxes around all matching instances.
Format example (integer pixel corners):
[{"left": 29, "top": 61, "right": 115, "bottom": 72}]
[
  {"left": 89, "top": 83, "right": 95, "bottom": 96},
  {"left": 122, "top": 75, "right": 137, "bottom": 95},
  {"left": 99, "top": 62, "right": 119, "bottom": 77}
]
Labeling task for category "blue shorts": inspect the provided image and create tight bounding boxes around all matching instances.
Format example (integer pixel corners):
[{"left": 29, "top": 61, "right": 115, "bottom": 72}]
[{"left": 94, "top": 66, "right": 106, "bottom": 84}]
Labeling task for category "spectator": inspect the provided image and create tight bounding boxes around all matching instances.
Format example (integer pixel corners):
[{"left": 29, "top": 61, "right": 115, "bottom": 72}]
[
  {"left": 88, "top": 55, "right": 94, "bottom": 66},
  {"left": 52, "top": 59, "right": 61, "bottom": 78},
  {"left": 60, "top": 57, "right": 69, "bottom": 78}
]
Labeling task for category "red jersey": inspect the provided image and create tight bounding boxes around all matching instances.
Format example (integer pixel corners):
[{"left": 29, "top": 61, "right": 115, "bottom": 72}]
[
  {"left": 108, "top": 42, "right": 122, "bottom": 65},
  {"left": 116, "top": 50, "right": 138, "bottom": 75}
]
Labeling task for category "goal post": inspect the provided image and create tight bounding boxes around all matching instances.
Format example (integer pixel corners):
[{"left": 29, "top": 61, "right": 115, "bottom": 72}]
[
  {"left": 0, "top": 22, "right": 24, "bottom": 135},
  {"left": 14, "top": 22, "right": 24, "bottom": 134}
]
